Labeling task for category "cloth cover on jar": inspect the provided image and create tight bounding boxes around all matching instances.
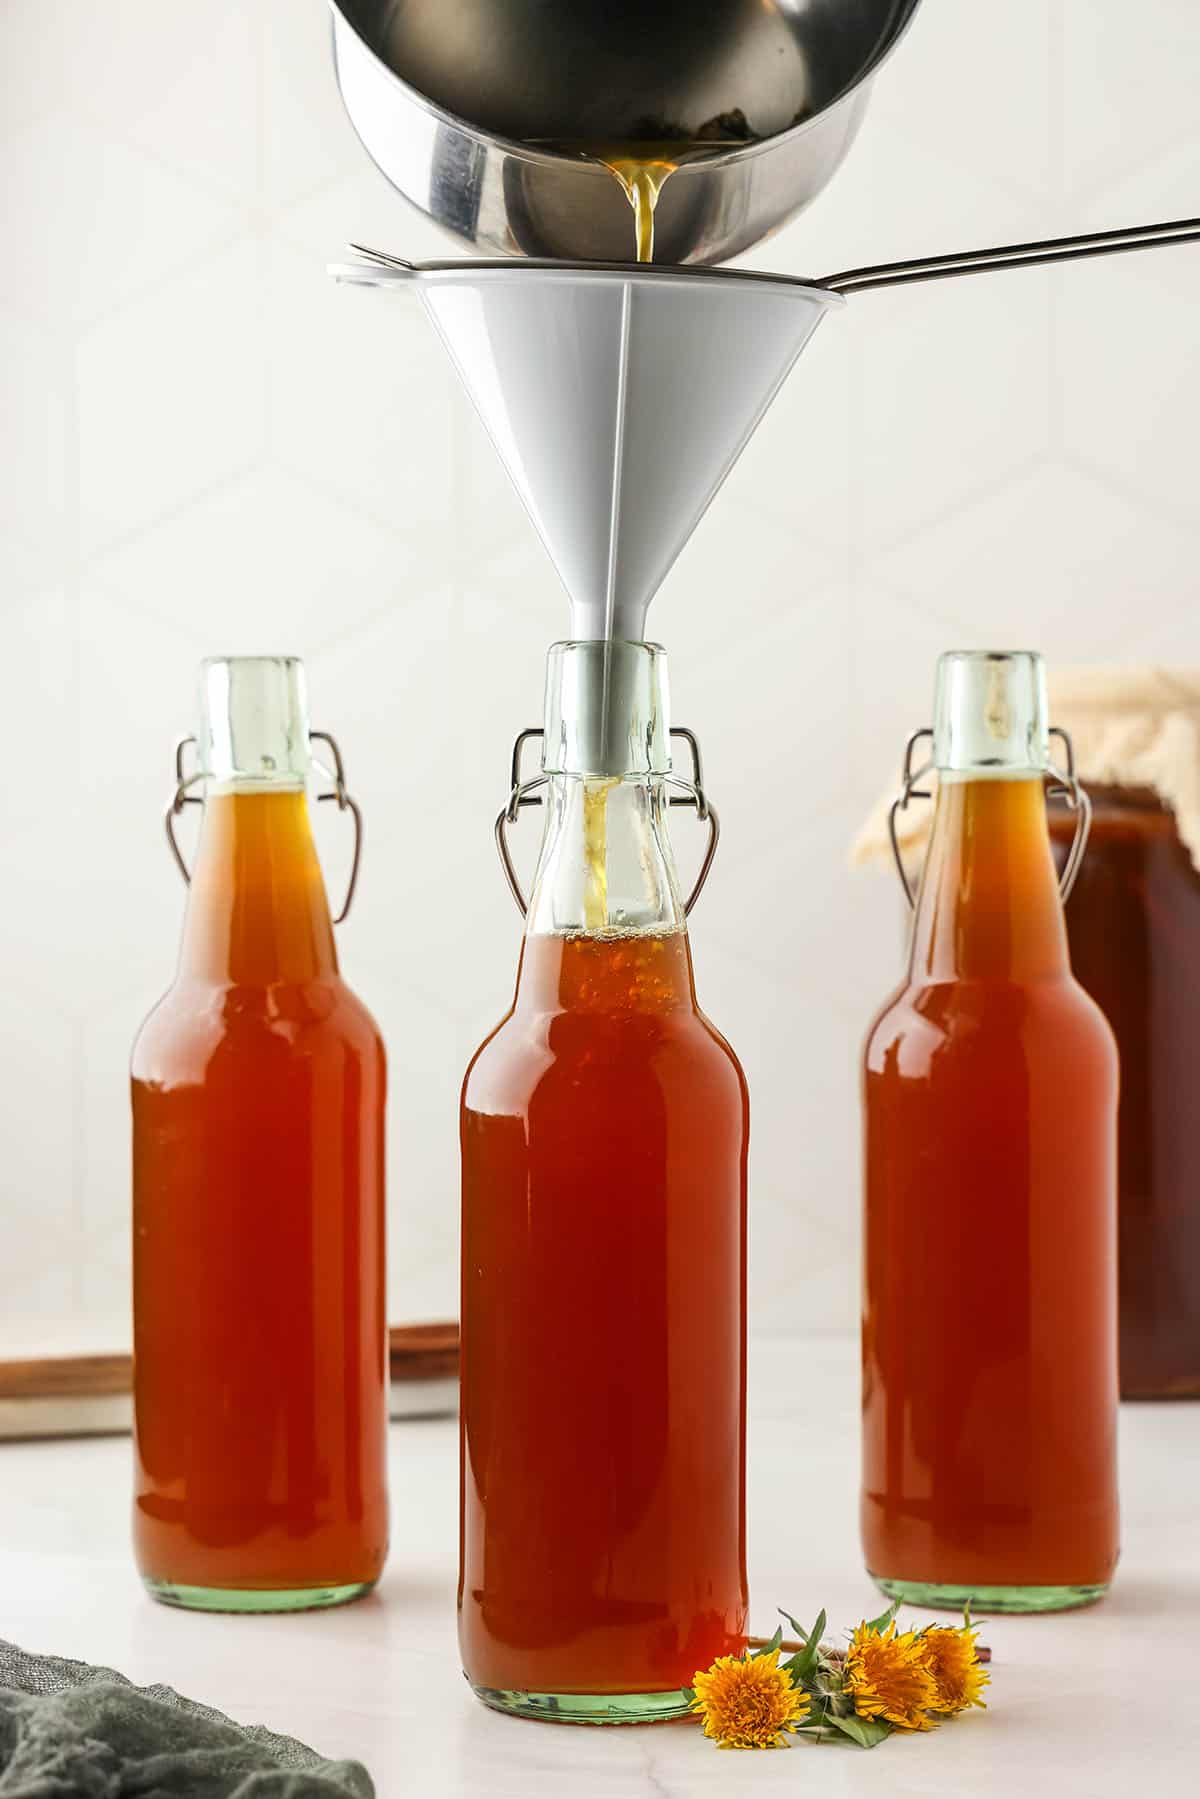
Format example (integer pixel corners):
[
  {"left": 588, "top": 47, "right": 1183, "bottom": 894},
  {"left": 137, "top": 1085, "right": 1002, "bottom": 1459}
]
[{"left": 851, "top": 667, "right": 1200, "bottom": 874}]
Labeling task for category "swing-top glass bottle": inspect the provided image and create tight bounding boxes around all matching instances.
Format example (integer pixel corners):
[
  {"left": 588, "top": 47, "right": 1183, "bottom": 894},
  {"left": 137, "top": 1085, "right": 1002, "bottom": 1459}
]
[
  {"left": 460, "top": 640, "right": 749, "bottom": 1722},
  {"left": 863, "top": 650, "right": 1120, "bottom": 1612},
  {"left": 131, "top": 656, "right": 388, "bottom": 1611}
]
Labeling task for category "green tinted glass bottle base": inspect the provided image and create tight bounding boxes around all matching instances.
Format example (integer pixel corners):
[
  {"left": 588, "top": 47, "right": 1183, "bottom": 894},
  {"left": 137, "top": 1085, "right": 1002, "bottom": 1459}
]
[
  {"left": 871, "top": 1575, "right": 1109, "bottom": 1614},
  {"left": 470, "top": 1682, "right": 692, "bottom": 1726},
  {"left": 144, "top": 1577, "right": 374, "bottom": 1614}
]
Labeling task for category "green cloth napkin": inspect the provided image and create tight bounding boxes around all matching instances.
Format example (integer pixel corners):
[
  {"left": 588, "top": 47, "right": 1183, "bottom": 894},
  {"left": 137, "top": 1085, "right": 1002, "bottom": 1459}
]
[{"left": 0, "top": 1640, "right": 374, "bottom": 1797}]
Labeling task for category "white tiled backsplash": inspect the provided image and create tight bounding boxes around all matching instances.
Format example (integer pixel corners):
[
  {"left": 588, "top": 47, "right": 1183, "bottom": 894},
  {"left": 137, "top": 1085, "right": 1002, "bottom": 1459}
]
[{"left": 2, "top": 0, "right": 1199, "bottom": 1352}]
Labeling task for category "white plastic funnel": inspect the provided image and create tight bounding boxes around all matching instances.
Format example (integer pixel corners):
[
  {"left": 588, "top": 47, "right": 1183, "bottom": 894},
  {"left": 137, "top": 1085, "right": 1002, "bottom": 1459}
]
[{"left": 334, "top": 257, "right": 841, "bottom": 639}]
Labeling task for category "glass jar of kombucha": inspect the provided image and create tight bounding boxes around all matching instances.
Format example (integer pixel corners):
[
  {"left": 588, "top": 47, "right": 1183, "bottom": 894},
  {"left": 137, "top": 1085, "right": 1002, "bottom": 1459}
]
[
  {"left": 131, "top": 656, "right": 388, "bottom": 1612},
  {"left": 1048, "top": 758, "right": 1200, "bottom": 1398},
  {"left": 862, "top": 650, "right": 1119, "bottom": 1614},
  {"left": 459, "top": 641, "right": 748, "bottom": 1724}
]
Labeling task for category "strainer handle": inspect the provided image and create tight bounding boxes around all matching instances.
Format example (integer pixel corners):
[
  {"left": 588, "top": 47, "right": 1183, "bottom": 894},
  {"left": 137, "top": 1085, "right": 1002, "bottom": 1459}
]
[
  {"left": 823, "top": 215, "right": 1200, "bottom": 296},
  {"left": 328, "top": 244, "right": 418, "bottom": 287}
]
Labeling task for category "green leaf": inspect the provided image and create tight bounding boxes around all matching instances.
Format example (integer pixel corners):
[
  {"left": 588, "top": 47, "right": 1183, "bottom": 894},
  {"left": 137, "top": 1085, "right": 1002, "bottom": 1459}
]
[
  {"left": 862, "top": 1599, "right": 900, "bottom": 1634},
  {"left": 681, "top": 1686, "right": 696, "bottom": 1704},
  {"left": 751, "top": 1626, "right": 783, "bottom": 1659},
  {"left": 791, "top": 1697, "right": 832, "bottom": 1739},
  {"left": 824, "top": 1712, "right": 893, "bottom": 1749},
  {"left": 782, "top": 1608, "right": 827, "bottom": 1686}
]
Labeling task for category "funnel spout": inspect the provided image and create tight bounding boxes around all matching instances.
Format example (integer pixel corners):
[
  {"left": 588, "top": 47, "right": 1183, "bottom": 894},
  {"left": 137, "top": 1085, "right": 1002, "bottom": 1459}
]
[
  {"left": 572, "top": 599, "right": 652, "bottom": 644},
  {"left": 544, "top": 641, "right": 671, "bottom": 779}
]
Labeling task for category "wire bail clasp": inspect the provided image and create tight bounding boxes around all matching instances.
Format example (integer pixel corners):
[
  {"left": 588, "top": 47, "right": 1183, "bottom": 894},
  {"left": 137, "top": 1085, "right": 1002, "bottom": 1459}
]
[
  {"left": 1045, "top": 726, "right": 1092, "bottom": 904},
  {"left": 886, "top": 729, "right": 936, "bottom": 908},
  {"left": 494, "top": 726, "right": 721, "bottom": 918},
  {"left": 310, "top": 730, "right": 364, "bottom": 924},
  {"left": 664, "top": 725, "right": 721, "bottom": 916},
  {"left": 163, "top": 730, "right": 364, "bottom": 924},
  {"left": 887, "top": 724, "right": 1091, "bottom": 909},
  {"left": 494, "top": 728, "right": 551, "bottom": 917},
  {"left": 164, "top": 736, "right": 205, "bottom": 884}
]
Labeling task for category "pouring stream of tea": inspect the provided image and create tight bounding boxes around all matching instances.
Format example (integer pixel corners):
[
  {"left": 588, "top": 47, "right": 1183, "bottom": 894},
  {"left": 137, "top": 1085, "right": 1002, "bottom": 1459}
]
[
  {"left": 601, "top": 150, "right": 681, "bottom": 262},
  {"left": 535, "top": 141, "right": 726, "bottom": 262}
]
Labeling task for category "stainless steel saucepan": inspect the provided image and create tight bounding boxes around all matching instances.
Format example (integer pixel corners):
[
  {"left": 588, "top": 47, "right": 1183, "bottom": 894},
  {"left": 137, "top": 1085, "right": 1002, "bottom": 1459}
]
[{"left": 329, "top": 0, "right": 924, "bottom": 264}]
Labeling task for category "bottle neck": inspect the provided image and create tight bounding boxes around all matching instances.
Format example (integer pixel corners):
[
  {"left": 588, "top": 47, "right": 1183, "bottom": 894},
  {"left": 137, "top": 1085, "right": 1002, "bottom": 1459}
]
[
  {"left": 178, "top": 787, "right": 337, "bottom": 985},
  {"left": 909, "top": 776, "right": 1070, "bottom": 983},
  {"left": 514, "top": 773, "right": 692, "bottom": 1013},
  {"left": 525, "top": 774, "right": 686, "bottom": 941}
]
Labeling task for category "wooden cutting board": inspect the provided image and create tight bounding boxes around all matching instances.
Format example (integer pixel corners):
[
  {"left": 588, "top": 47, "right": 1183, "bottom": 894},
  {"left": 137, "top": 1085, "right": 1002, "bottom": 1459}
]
[{"left": 0, "top": 1322, "right": 459, "bottom": 1440}]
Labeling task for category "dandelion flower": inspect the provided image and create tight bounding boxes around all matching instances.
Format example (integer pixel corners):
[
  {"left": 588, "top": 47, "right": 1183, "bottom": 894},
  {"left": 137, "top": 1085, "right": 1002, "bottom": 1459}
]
[
  {"left": 690, "top": 1649, "right": 811, "bottom": 1750},
  {"left": 843, "top": 1622, "right": 938, "bottom": 1731},
  {"left": 920, "top": 1625, "right": 989, "bottom": 1715}
]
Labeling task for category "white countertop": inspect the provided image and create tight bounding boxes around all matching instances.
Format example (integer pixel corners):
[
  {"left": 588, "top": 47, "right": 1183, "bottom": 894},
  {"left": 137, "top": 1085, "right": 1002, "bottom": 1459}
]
[{"left": 0, "top": 1336, "right": 1194, "bottom": 1797}]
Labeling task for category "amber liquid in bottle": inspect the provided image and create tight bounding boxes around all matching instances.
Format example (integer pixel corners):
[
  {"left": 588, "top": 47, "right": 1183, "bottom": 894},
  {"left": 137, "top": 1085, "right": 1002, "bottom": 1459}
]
[
  {"left": 132, "top": 787, "right": 388, "bottom": 1608},
  {"left": 863, "top": 777, "right": 1120, "bottom": 1611},
  {"left": 461, "top": 931, "right": 747, "bottom": 1713},
  {"left": 459, "top": 677, "right": 748, "bottom": 1720}
]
